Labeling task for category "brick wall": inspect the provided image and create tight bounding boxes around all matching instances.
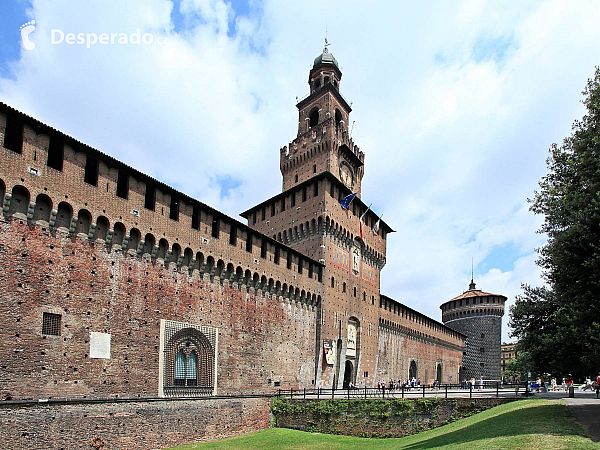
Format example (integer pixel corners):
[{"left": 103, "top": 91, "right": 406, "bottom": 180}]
[
  {"left": 0, "top": 218, "right": 317, "bottom": 400},
  {"left": 0, "top": 397, "right": 270, "bottom": 450}
]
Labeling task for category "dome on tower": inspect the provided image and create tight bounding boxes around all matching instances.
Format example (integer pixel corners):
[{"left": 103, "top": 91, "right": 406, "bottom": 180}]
[{"left": 313, "top": 48, "right": 339, "bottom": 69}]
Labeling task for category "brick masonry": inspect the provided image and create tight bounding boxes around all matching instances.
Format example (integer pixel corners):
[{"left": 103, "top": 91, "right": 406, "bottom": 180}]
[{"left": 0, "top": 397, "right": 270, "bottom": 450}]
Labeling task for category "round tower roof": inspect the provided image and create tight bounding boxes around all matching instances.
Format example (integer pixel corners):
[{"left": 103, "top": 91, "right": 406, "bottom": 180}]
[{"left": 313, "top": 48, "right": 339, "bottom": 69}]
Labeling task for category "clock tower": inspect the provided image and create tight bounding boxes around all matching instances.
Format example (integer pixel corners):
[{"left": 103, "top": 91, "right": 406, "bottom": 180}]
[
  {"left": 280, "top": 46, "right": 365, "bottom": 196},
  {"left": 244, "top": 45, "right": 392, "bottom": 389}
]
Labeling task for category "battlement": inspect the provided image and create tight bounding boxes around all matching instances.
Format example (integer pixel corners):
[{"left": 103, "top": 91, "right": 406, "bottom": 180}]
[{"left": 0, "top": 104, "right": 323, "bottom": 304}]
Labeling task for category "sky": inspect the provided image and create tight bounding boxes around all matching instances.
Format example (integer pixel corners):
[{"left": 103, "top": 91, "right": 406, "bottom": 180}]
[{"left": 2, "top": 0, "right": 600, "bottom": 343}]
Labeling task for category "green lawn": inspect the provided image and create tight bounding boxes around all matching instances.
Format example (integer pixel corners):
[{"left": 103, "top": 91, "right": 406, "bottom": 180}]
[{"left": 166, "top": 399, "right": 599, "bottom": 449}]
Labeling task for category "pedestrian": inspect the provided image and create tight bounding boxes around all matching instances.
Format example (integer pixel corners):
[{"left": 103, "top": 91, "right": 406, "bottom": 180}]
[
  {"left": 596, "top": 373, "right": 600, "bottom": 399},
  {"left": 551, "top": 377, "right": 557, "bottom": 391},
  {"left": 515, "top": 376, "right": 520, "bottom": 395},
  {"left": 479, "top": 376, "right": 484, "bottom": 390}
]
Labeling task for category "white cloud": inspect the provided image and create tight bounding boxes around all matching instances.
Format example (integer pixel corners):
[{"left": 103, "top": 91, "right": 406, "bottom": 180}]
[{"left": 2, "top": 0, "right": 600, "bottom": 343}]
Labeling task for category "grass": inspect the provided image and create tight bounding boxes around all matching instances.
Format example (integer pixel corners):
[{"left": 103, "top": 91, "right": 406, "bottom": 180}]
[{"left": 165, "top": 399, "right": 600, "bottom": 449}]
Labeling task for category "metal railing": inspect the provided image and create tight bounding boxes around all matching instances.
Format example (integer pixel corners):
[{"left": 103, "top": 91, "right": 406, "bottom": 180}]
[{"left": 274, "top": 382, "right": 532, "bottom": 400}]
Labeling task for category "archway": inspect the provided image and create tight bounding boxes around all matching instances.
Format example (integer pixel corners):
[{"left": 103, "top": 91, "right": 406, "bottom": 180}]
[
  {"left": 343, "top": 360, "right": 354, "bottom": 389},
  {"left": 409, "top": 360, "right": 418, "bottom": 379}
]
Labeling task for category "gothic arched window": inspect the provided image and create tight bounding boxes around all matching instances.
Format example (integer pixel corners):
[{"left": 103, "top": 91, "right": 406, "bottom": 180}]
[{"left": 162, "top": 323, "right": 216, "bottom": 397}]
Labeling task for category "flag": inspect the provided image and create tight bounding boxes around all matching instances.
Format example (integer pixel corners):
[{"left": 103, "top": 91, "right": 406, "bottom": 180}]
[
  {"left": 373, "top": 214, "right": 383, "bottom": 236},
  {"left": 359, "top": 204, "right": 372, "bottom": 239},
  {"left": 340, "top": 193, "right": 357, "bottom": 209}
]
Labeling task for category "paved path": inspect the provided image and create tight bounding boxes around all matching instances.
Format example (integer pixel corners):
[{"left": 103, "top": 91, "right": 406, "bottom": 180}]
[{"left": 564, "top": 395, "right": 600, "bottom": 442}]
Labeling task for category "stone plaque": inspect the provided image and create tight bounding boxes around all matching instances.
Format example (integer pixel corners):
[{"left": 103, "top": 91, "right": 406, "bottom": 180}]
[{"left": 90, "top": 332, "right": 111, "bottom": 359}]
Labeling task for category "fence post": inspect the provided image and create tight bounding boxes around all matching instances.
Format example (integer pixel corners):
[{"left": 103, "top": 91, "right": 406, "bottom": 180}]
[
  {"left": 496, "top": 382, "right": 499, "bottom": 398},
  {"left": 422, "top": 385, "right": 426, "bottom": 398},
  {"left": 470, "top": 383, "right": 473, "bottom": 399},
  {"left": 278, "top": 388, "right": 281, "bottom": 397},
  {"left": 332, "top": 386, "right": 335, "bottom": 399},
  {"left": 290, "top": 389, "right": 293, "bottom": 399},
  {"left": 445, "top": 384, "right": 448, "bottom": 399},
  {"left": 347, "top": 388, "right": 350, "bottom": 400},
  {"left": 364, "top": 386, "right": 367, "bottom": 399},
  {"left": 317, "top": 387, "right": 320, "bottom": 399},
  {"left": 304, "top": 388, "right": 306, "bottom": 399},
  {"left": 525, "top": 382, "right": 529, "bottom": 398},
  {"left": 382, "top": 386, "right": 385, "bottom": 398},
  {"left": 402, "top": 384, "right": 405, "bottom": 399}
]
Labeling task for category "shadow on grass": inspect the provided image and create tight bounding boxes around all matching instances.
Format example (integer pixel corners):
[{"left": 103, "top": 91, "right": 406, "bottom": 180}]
[{"left": 402, "top": 401, "right": 587, "bottom": 449}]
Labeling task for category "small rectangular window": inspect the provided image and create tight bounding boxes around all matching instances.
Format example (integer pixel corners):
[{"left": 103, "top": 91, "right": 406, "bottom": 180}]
[
  {"left": 211, "top": 217, "right": 220, "bottom": 238},
  {"left": 291, "top": 193, "right": 296, "bottom": 207},
  {"left": 271, "top": 203, "right": 275, "bottom": 217},
  {"left": 308, "top": 263, "right": 313, "bottom": 278},
  {"left": 116, "top": 170, "right": 129, "bottom": 199},
  {"left": 170, "top": 196, "right": 179, "bottom": 221},
  {"left": 145, "top": 185, "right": 156, "bottom": 211},
  {"left": 4, "top": 116, "right": 23, "bottom": 154},
  {"left": 246, "top": 232, "right": 253, "bottom": 253},
  {"left": 229, "top": 225, "right": 237, "bottom": 246},
  {"left": 302, "top": 187, "right": 307, "bottom": 202},
  {"left": 287, "top": 252, "right": 292, "bottom": 269},
  {"left": 314, "top": 181, "right": 318, "bottom": 197},
  {"left": 252, "top": 212, "right": 256, "bottom": 225},
  {"left": 47, "top": 137, "right": 63, "bottom": 171},
  {"left": 330, "top": 182, "right": 335, "bottom": 197},
  {"left": 192, "top": 206, "right": 200, "bottom": 230},
  {"left": 281, "top": 197, "right": 286, "bottom": 212},
  {"left": 84, "top": 155, "right": 99, "bottom": 186},
  {"left": 42, "top": 312, "right": 61, "bottom": 336},
  {"left": 298, "top": 257, "right": 303, "bottom": 274},
  {"left": 261, "top": 208, "right": 265, "bottom": 221}
]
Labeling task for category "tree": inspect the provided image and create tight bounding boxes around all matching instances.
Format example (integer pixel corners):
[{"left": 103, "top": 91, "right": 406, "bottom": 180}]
[
  {"left": 510, "top": 68, "right": 600, "bottom": 379},
  {"left": 504, "top": 351, "right": 533, "bottom": 381}
]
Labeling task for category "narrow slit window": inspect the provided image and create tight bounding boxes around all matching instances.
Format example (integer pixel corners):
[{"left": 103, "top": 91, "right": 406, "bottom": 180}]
[
  {"left": 211, "top": 217, "right": 219, "bottom": 238},
  {"left": 47, "top": 137, "right": 63, "bottom": 171},
  {"left": 246, "top": 233, "right": 253, "bottom": 253},
  {"left": 170, "top": 197, "right": 179, "bottom": 221},
  {"left": 229, "top": 225, "right": 237, "bottom": 246},
  {"left": 3, "top": 116, "right": 23, "bottom": 154},
  {"left": 261, "top": 239, "right": 267, "bottom": 259},
  {"left": 116, "top": 170, "right": 129, "bottom": 199},
  {"left": 145, "top": 185, "right": 156, "bottom": 210},
  {"left": 192, "top": 207, "right": 200, "bottom": 230},
  {"left": 84, "top": 155, "right": 99, "bottom": 186}
]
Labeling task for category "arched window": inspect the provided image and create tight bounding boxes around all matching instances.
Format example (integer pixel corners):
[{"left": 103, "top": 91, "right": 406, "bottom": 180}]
[{"left": 163, "top": 324, "right": 216, "bottom": 396}]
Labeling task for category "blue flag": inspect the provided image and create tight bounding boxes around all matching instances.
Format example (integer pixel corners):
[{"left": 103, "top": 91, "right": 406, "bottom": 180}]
[{"left": 340, "top": 193, "right": 357, "bottom": 209}]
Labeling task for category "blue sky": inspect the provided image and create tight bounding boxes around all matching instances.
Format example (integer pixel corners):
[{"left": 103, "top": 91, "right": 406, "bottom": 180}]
[{"left": 2, "top": 0, "right": 600, "bottom": 342}]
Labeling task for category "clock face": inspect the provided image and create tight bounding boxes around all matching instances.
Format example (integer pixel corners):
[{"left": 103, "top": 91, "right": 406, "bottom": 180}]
[{"left": 339, "top": 161, "right": 354, "bottom": 189}]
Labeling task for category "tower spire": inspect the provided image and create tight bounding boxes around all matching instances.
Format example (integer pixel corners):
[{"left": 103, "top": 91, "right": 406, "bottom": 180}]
[
  {"left": 469, "top": 258, "right": 476, "bottom": 290},
  {"left": 324, "top": 23, "right": 330, "bottom": 53}
]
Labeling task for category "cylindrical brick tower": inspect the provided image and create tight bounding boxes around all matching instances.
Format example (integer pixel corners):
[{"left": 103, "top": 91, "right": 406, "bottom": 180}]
[{"left": 440, "top": 280, "right": 506, "bottom": 382}]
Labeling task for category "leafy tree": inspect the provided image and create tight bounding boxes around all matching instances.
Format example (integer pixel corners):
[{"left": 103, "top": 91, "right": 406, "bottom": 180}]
[
  {"left": 504, "top": 351, "right": 533, "bottom": 381},
  {"left": 510, "top": 68, "right": 600, "bottom": 378}
]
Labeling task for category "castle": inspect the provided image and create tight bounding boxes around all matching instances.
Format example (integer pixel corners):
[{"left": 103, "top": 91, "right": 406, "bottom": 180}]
[{"left": 0, "top": 47, "right": 473, "bottom": 406}]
